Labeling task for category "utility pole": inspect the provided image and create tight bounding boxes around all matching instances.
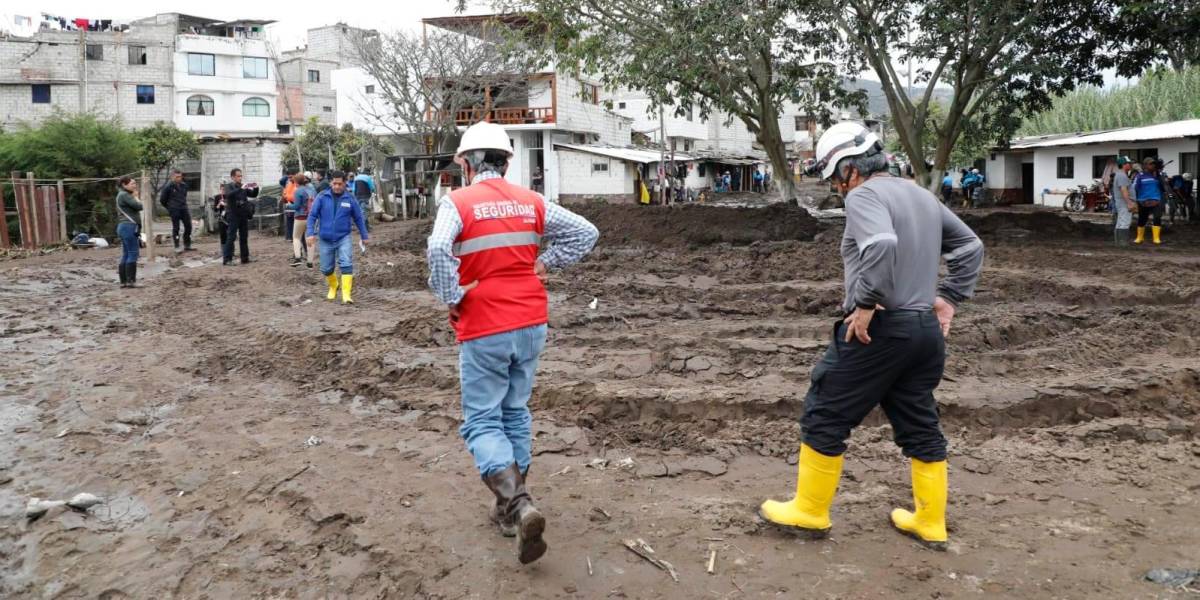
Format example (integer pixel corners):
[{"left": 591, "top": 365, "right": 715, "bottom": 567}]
[
  {"left": 78, "top": 29, "right": 86, "bottom": 112},
  {"left": 659, "top": 105, "right": 666, "bottom": 205}
]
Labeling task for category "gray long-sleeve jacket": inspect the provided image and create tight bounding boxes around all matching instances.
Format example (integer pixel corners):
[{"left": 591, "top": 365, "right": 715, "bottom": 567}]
[{"left": 840, "top": 176, "right": 984, "bottom": 314}]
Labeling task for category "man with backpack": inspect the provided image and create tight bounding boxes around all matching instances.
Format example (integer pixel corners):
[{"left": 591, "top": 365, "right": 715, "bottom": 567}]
[{"left": 353, "top": 169, "right": 376, "bottom": 232}]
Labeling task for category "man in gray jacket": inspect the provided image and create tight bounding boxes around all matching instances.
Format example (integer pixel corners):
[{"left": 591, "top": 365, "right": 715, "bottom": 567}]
[{"left": 758, "top": 121, "right": 984, "bottom": 551}]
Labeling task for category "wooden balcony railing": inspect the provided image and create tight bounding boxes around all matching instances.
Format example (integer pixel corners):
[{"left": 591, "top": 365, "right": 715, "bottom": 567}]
[{"left": 428, "top": 106, "right": 555, "bottom": 126}]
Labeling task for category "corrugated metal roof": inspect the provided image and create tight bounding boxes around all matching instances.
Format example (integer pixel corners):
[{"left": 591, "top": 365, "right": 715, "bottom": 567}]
[
  {"left": 554, "top": 143, "right": 696, "bottom": 164},
  {"left": 1009, "top": 119, "right": 1200, "bottom": 149}
]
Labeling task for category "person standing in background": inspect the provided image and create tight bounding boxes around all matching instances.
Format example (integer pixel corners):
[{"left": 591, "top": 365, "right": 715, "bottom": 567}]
[
  {"left": 158, "top": 169, "right": 192, "bottom": 252},
  {"left": 115, "top": 176, "right": 143, "bottom": 288}
]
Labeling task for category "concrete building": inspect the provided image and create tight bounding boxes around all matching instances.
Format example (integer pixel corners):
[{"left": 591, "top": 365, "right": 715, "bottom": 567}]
[
  {"left": 276, "top": 54, "right": 339, "bottom": 133},
  {"left": 0, "top": 14, "right": 177, "bottom": 129},
  {"left": 356, "top": 14, "right": 636, "bottom": 204},
  {"left": 986, "top": 119, "right": 1200, "bottom": 206}
]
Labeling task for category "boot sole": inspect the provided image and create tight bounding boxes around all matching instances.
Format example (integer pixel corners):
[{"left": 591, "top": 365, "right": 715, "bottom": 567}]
[
  {"left": 756, "top": 509, "right": 830, "bottom": 539},
  {"left": 890, "top": 521, "right": 948, "bottom": 551},
  {"left": 517, "top": 509, "right": 547, "bottom": 564}
]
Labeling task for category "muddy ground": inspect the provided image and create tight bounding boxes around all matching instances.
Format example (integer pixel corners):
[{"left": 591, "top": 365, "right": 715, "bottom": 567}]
[{"left": 1, "top": 203, "right": 1198, "bottom": 599}]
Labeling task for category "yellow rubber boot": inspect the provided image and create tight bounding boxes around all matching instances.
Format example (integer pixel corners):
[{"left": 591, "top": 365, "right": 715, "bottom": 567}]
[
  {"left": 890, "top": 458, "right": 948, "bottom": 550},
  {"left": 1152, "top": 226, "right": 1162, "bottom": 245},
  {"left": 340, "top": 274, "right": 354, "bottom": 304},
  {"left": 325, "top": 274, "right": 339, "bottom": 300},
  {"left": 758, "top": 444, "right": 843, "bottom": 537},
  {"left": 1134, "top": 227, "right": 1145, "bottom": 244}
]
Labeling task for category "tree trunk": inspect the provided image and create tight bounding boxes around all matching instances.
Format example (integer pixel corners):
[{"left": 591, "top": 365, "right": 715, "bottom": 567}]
[{"left": 753, "top": 102, "right": 797, "bottom": 205}]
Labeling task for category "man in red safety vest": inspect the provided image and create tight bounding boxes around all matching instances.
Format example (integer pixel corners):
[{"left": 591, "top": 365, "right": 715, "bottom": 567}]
[{"left": 426, "top": 121, "right": 599, "bottom": 565}]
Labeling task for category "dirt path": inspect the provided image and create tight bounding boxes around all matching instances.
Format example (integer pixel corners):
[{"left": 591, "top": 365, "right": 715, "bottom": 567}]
[{"left": 1, "top": 206, "right": 1198, "bottom": 599}]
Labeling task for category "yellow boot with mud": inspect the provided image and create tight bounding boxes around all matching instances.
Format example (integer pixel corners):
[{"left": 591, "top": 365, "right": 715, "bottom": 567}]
[
  {"left": 1134, "top": 226, "right": 1145, "bottom": 244},
  {"left": 325, "top": 274, "right": 339, "bottom": 300},
  {"left": 891, "top": 458, "right": 948, "bottom": 550},
  {"left": 1152, "top": 225, "right": 1162, "bottom": 245},
  {"left": 340, "top": 274, "right": 354, "bottom": 304},
  {"left": 758, "top": 444, "right": 842, "bottom": 537}
]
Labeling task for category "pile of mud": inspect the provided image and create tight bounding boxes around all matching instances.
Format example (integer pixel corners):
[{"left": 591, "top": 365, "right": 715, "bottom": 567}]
[
  {"left": 572, "top": 202, "right": 823, "bottom": 246},
  {"left": 960, "top": 211, "right": 1108, "bottom": 239}
]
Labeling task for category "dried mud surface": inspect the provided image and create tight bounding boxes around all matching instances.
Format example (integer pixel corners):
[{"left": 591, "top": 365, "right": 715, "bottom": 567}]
[{"left": 1, "top": 206, "right": 1198, "bottom": 599}]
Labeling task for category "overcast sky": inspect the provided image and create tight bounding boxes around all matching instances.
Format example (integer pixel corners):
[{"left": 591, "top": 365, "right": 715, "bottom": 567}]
[{"left": 24, "top": 0, "right": 477, "bottom": 50}]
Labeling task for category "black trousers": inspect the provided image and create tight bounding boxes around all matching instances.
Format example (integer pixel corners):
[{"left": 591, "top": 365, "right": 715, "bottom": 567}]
[
  {"left": 223, "top": 214, "right": 250, "bottom": 263},
  {"left": 801, "top": 310, "right": 948, "bottom": 462},
  {"left": 941, "top": 186, "right": 953, "bottom": 206},
  {"left": 169, "top": 208, "right": 192, "bottom": 247},
  {"left": 1137, "top": 203, "right": 1162, "bottom": 227}
]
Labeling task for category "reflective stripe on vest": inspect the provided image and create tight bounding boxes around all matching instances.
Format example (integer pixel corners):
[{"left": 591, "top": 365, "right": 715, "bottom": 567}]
[{"left": 452, "top": 231, "right": 541, "bottom": 257}]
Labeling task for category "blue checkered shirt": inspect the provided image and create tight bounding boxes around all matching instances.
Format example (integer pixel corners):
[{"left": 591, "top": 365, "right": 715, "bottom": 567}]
[{"left": 426, "top": 172, "right": 599, "bottom": 306}]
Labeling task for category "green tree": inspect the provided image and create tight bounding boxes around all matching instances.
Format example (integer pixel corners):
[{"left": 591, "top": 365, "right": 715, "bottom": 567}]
[
  {"left": 484, "top": 0, "right": 865, "bottom": 204},
  {"left": 282, "top": 118, "right": 393, "bottom": 174},
  {"left": 0, "top": 111, "right": 139, "bottom": 236},
  {"left": 1105, "top": 0, "right": 1200, "bottom": 74},
  {"left": 134, "top": 121, "right": 200, "bottom": 196},
  {"left": 824, "top": 0, "right": 1119, "bottom": 188}
]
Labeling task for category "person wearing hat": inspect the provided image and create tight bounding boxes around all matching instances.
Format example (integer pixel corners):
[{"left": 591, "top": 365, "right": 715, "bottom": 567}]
[
  {"left": 426, "top": 121, "right": 599, "bottom": 565},
  {"left": 758, "top": 121, "right": 984, "bottom": 550},
  {"left": 1112, "top": 156, "right": 1136, "bottom": 246}
]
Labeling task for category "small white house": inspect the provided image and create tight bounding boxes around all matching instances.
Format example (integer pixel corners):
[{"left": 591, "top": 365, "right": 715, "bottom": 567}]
[{"left": 988, "top": 119, "right": 1200, "bottom": 206}]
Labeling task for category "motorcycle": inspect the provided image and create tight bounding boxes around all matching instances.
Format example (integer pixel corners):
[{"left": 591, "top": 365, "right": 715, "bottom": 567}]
[{"left": 1063, "top": 179, "right": 1108, "bottom": 213}]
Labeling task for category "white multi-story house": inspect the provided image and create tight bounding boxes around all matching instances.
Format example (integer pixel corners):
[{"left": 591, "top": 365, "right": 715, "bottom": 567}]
[{"left": 169, "top": 18, "right": 278, "bottom": 136}]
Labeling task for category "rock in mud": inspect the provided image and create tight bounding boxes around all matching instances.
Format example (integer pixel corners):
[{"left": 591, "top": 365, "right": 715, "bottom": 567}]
[
  {"left": 66, "top": 493, "right": 104, "bottom": 510},
  {"left": 1145, "top": 568, "right": 1200, "bottom": 588},
  {"left": 26, "top": 498, "right": 66, "bottom": 519},
  {"left": 115, "top": 412, "right": 151, "bottom": 426}
]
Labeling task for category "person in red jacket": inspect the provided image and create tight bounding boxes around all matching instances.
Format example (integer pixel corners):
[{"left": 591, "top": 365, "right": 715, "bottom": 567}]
[{"left": 426, "top": 122, "right": 598, "bottom": 565}]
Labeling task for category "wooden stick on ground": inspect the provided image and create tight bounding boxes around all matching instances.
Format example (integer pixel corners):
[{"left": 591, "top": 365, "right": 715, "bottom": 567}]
[
  {"left": 623, "top": 538, "right": 679, "bottom": 583},
  {"left": 707, "top": 549, "right": 717, "bottom": 574}
]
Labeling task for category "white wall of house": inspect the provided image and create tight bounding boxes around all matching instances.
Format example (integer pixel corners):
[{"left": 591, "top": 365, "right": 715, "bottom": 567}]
[
  {"left": 556, "top": 149, "right": 636, "bottom": 197},
  {"left": 983, "top": 151, "right": 1029, "bottom": 191},
  {"left": 173, "top": 35, "right": 278, "bottom": 134},
  {"left": 1027, "top": 139, "right": 1200, "bottom": 206},
  {"left": 613, "top": 93, "right": 709, "bottom": 142},
  {"left": 555, "top": 75, "right": 631, "bottom": 145},
  {"left": 330, "top": 67, "right": 394, "bottom": 135}
]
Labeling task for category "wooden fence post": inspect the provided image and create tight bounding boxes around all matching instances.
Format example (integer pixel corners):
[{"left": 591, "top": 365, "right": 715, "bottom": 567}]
[
  {"left": 26, "top": 172, "right": 39, "bottom": 248},
  {"left": 141, "top": 169, "right": 155, "bottom": 262},
  {"left": 57, "top": 180, "right": 67, "bottom": 242},
  {"left": 0, "top": 173, "right": 12, "bottom": 248}
]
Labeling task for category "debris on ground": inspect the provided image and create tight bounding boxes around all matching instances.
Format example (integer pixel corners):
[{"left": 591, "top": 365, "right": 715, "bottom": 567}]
[{"left": 624, "top": 538, "right": 679, "bottom": 582}]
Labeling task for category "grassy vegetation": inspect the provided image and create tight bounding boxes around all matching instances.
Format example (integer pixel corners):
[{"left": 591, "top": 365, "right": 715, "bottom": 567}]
[{"left": 1018, "top": 67, "right": 1200, "bottom": 136}]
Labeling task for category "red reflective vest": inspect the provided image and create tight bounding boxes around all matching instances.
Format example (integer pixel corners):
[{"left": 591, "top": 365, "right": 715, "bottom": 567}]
[{"left": 449, "top": 178, "right": 547, "bottom": 342}]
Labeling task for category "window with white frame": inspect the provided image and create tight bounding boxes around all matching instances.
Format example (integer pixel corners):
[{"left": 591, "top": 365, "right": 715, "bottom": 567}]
[
  {"left": 243, "top": 57, "right": 268, "bottom": 79},
  {"left": 188, "top": 53, "right": 215, "bottom": 76},
  {"left": 242, "top": 97, "right": 270, "bottom": 117},
  {"left": 187, "top": 95, "right": 215, "bottom": 116}
]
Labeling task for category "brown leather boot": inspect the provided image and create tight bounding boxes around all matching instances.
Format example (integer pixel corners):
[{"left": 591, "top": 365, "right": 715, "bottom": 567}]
[
  {"left": 488, "top": 466, "right": 530, "bottom": 537},
  {"left": 484, "top": 463, "right": 547, "bottom": 564}
]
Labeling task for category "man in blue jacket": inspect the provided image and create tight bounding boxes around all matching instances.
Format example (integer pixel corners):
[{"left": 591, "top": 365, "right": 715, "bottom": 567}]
[
  {"left": 305, "top": 170, "right": 368, "bottom": 304},
  {"left": 353, "top": 169, "right": 376, "bottom": 232}
]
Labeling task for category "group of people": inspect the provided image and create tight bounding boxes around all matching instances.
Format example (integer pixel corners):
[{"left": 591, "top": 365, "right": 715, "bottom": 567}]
[
  {"left": 939, "top": 168, "right": 986, "bottom": 207},
  {"left": 421, "top": 121, "right": 982, "bottom": 565},
  {"left": 112, "top": 119, "right": 985, "bottom": 569},
  {"left": 1109, "top": 155, "right": 1194, "bottom": 246}
]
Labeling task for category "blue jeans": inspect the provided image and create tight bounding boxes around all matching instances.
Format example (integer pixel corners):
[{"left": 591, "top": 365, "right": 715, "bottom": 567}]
[
  {"left": 459, "top": 324, "right": 548, "bottom": 476},
  {"left": 117, "top": 222, "right": 139, "bottom": 265},
  {"left": 357, "top": 198, "right": 371, "bottom": 232},
  {"left": 318, "top": 235, "right": 353, "bottom": 275}
]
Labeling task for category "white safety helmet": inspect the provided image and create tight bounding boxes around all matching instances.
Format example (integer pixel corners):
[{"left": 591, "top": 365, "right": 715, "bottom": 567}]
[
  {"left": 303, "top": 171, "right": 313, "bottom": 179},
  {"left": 812, "top": 121, "right": 882, "bottom": 180},
  {"left": 456, "top": 121, "right": 513, "bottom": 158},
  {"left": 1184, "top": 173, "right": 1194, "bottom": 181},
  {"left": 971, "top": 168, "right": 980, "bottom": 174}
]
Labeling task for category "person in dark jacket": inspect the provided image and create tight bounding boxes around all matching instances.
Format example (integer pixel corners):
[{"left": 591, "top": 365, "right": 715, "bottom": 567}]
[
  {"left": 158, "top": 169, "right": 192, "bottom": 252},
  {"left": 221, "top": 168, "right": 258, "bottom": 265},
  {"left": 115, "top": 176, "right": 143, "bottom": 288}
]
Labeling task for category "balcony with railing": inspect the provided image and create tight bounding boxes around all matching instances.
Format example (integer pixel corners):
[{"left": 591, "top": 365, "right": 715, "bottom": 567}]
[{"left": 429, "top": 106, "right": 556, "bottom": 126}]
